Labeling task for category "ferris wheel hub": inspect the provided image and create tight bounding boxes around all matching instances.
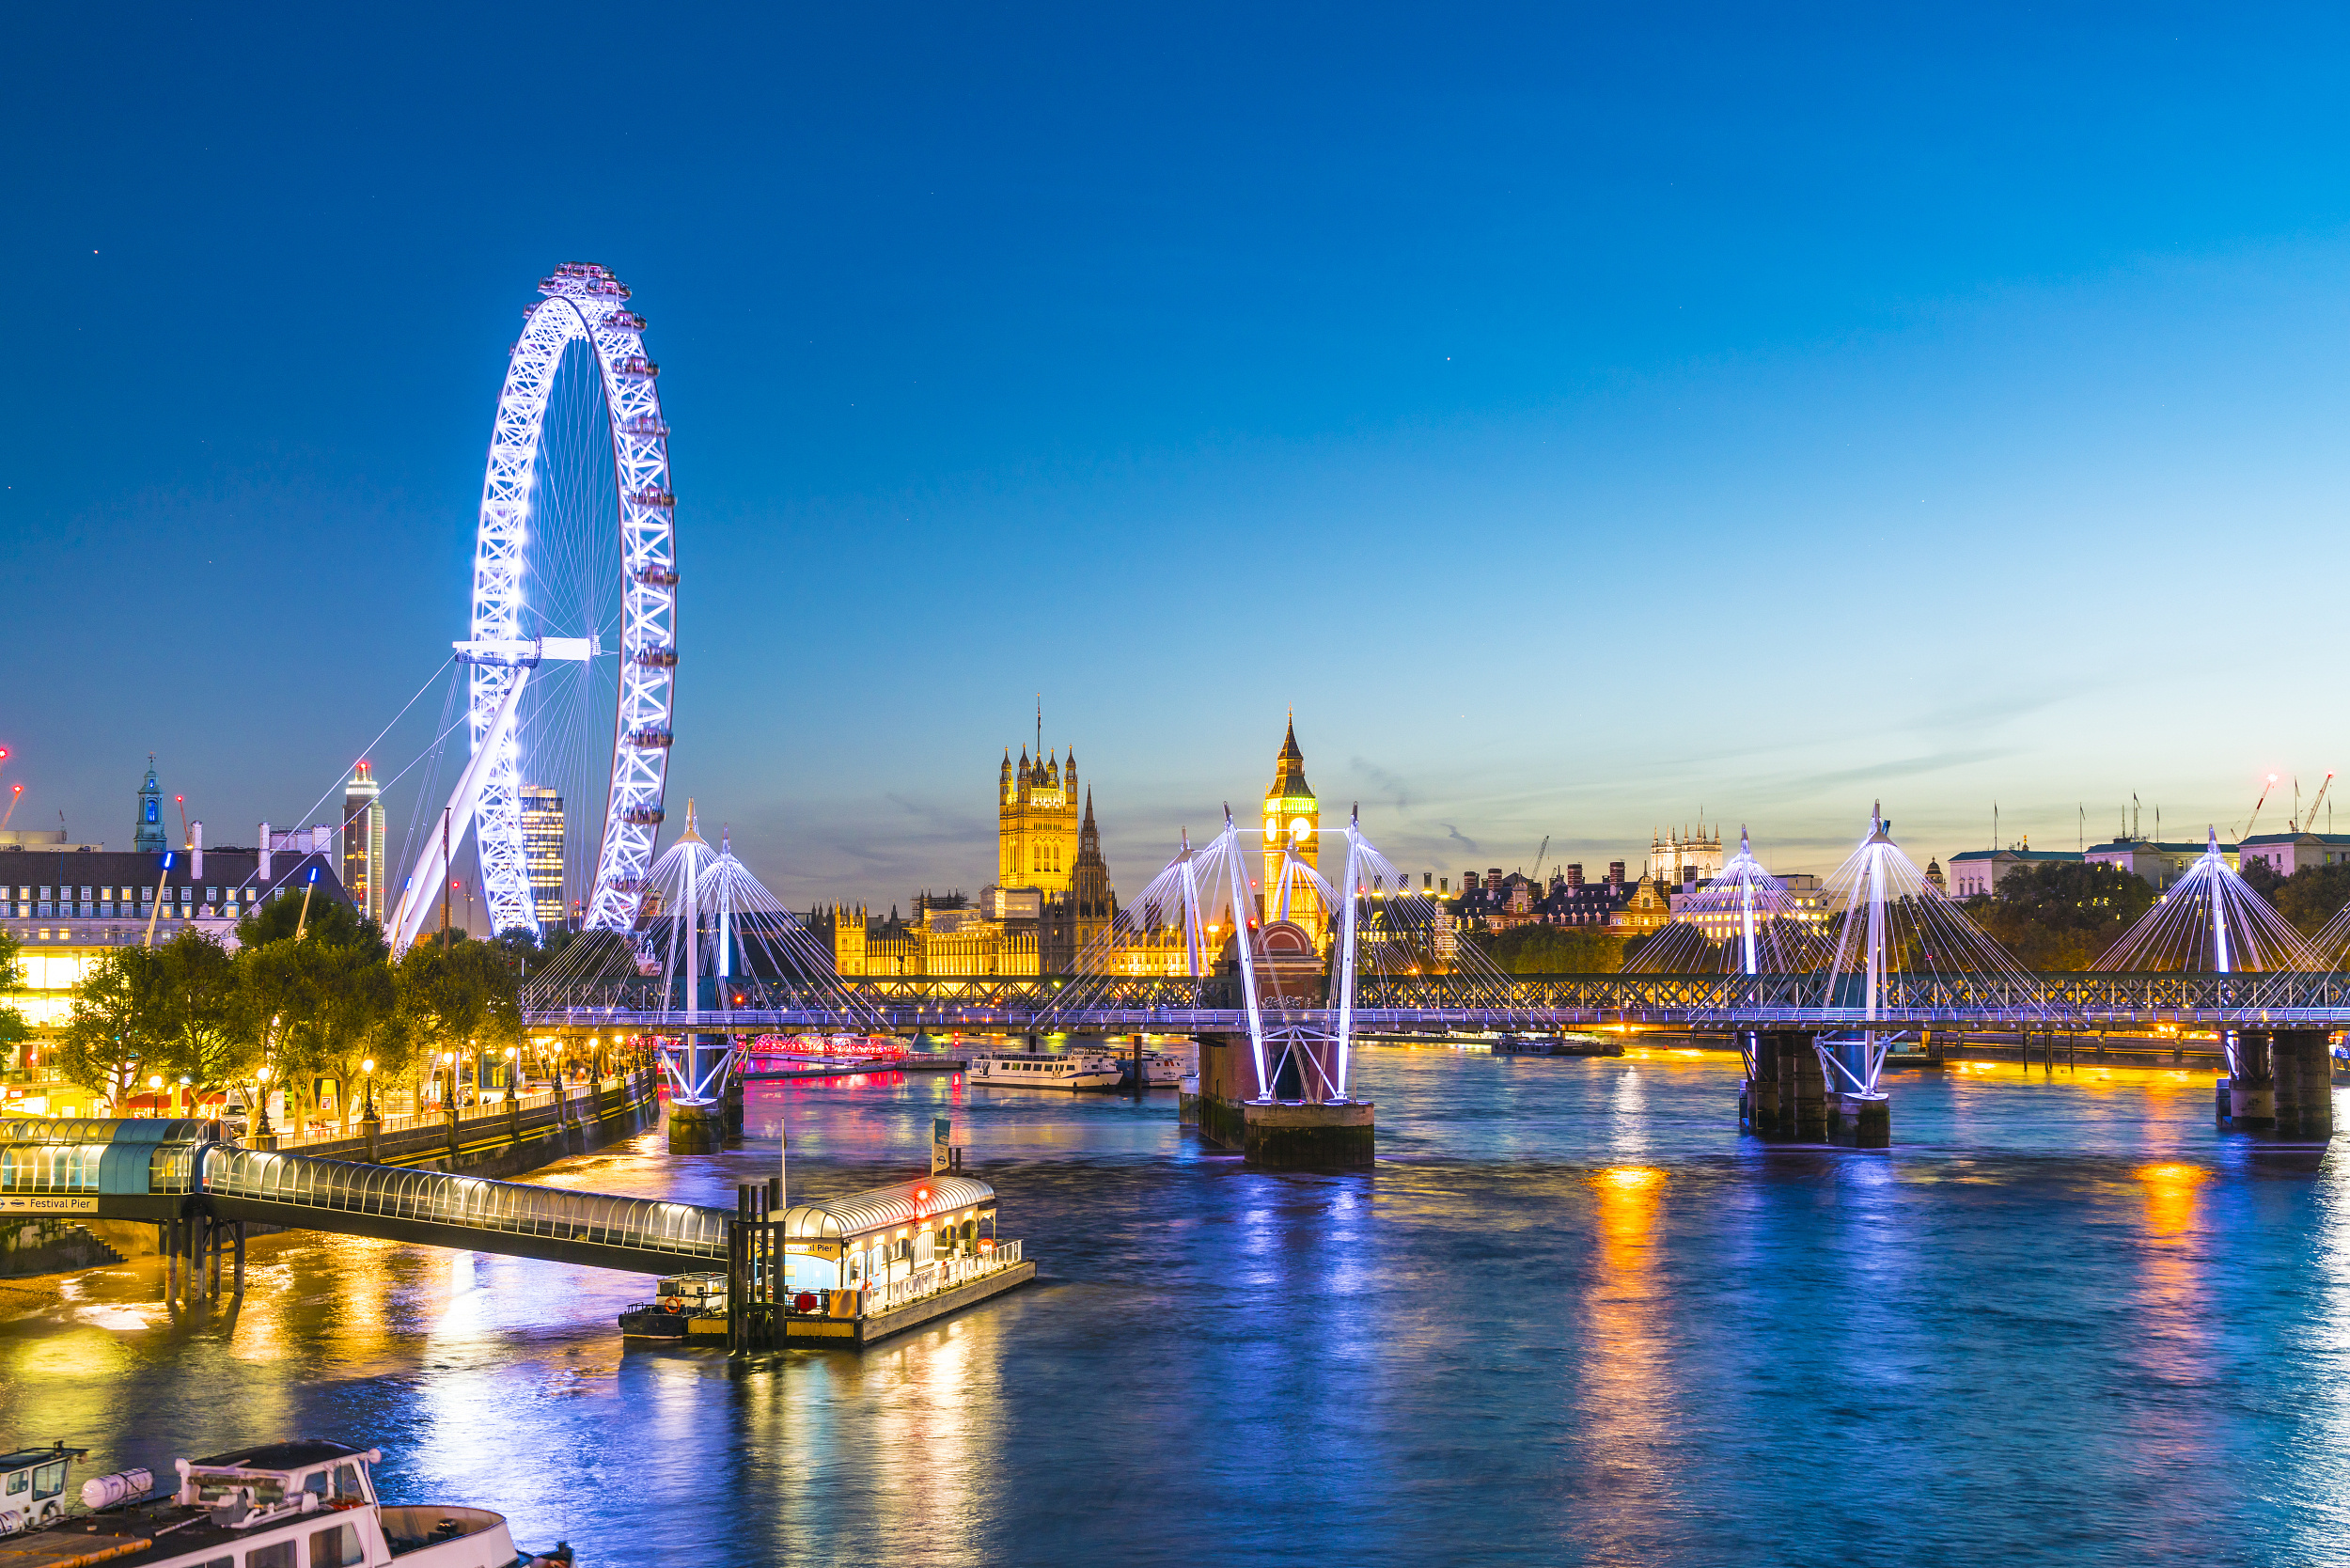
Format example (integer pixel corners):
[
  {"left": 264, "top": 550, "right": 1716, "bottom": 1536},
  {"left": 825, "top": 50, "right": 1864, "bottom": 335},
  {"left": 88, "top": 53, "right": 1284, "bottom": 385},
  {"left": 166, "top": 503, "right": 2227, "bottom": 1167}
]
[{"left": 453, "top": 635, "right": 603, "bottom": 666}]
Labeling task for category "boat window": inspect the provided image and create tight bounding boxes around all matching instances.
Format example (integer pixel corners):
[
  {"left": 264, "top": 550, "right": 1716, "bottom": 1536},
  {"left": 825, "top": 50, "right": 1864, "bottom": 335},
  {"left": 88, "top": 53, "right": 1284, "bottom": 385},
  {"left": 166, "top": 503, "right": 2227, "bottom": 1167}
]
[
  {"left": 197, "top": 1557, "right": 233, "bottom": 1568},
  {"left": 309, "top": 1523, "right": 363, "bottom": 1567},
  {"left": 5, "top": 1471, "right": 24, "bottom": 1496},
  {"left": 330, "top": 1465, "right": 365, "bottom": 1500},
  {"left": 301, "top": 1471, "right": 329, "bottom": 1497},
  {"left": 247, "top": 1540, "right": 297, "bottom": 1568},
  {"left": 32, "top": 1464, "right": 64, "bottom": 1500}
]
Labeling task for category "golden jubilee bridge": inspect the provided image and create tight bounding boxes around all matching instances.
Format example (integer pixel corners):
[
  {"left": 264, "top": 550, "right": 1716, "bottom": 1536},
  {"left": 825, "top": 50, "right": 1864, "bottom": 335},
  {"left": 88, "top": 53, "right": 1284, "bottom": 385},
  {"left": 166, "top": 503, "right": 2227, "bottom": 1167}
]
[
  {"left": 521, "top": 810, "right": 2350, "bottom": 1152},
  {"left": 523, "top": 968, "right": 2350, "bottom": 1034}
]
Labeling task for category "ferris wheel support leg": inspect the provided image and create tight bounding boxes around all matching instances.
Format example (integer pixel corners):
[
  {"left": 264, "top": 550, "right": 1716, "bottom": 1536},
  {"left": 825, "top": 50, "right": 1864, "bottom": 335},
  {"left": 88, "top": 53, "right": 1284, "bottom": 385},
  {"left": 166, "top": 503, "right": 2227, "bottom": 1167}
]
[{"left": 389, "top": 666, "right": 530, "bottom": 955}]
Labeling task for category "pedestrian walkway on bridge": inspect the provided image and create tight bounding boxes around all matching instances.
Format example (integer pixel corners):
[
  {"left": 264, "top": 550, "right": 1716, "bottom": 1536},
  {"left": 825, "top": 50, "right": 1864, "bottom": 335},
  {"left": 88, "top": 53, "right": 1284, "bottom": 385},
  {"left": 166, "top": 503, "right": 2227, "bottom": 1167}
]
[{"left": 0, "top": 1117, "right": 732, "bottom": 1278}]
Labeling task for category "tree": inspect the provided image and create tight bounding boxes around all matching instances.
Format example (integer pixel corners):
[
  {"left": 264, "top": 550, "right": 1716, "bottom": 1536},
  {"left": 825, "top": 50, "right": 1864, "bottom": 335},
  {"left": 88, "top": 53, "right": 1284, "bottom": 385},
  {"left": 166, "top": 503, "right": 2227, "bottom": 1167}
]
[
  {"left": 278, "top": 940, "right": 399, "bottom": 1133},
  {"left": 1483, "top": 924, "right": 1627, "bottom": 974},
  {"left": 2271, "top": 862, "right": 2350, "bottom": 939},
  {"left": 56, "top": 947, "right": 160, "bottom": 1108},
  {"left": 2239, "top": 855, "right": 2285, "bottom": 903},
  {"left": 0, "top": 927, "right": 29, "bottom": 1067},
  {"left": 236, "top": 890, "right": 380, "bottom": 950},
  {"left": 393, "top": 936, "right": 524, "bottom": 1106},
  {"left": 1968, "top": 862, "right": 2157, "bottom": 969},
  {"left": 148, "top": 930, "right": 249, "bottom": 1102}
]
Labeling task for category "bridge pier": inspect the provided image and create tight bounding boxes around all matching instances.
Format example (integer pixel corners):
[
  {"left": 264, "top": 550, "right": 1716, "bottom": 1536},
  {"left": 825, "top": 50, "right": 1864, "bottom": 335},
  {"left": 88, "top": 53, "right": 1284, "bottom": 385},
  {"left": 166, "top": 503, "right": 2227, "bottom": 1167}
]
[
  {"left": 1828, "top": 1093, "right": 1889, "bottom": 1149},
  {"left": 667, "top": 1031, "right": 735, "bottom": 1153},
  {"left": 1193, "top": 1033, "right": 1373, "bottom": 1168},
  {"left": 2274, "top": 1029, "right": 2335, "bottom": 1138},
  {"left": 668, "top": 1101, "right": 725, "bottom": 1153},
  {"left": 162, "top": 1210, "right": 243, "bottom": 1309},
  {"left": 2221, "top": 1028, "right": 2333, "bottom": 1137},
  {"left": 1741, "top": 1031, "right": 1826, "bottom": 1141},
  {"left": 2218, "top": 1030, "right": 2277, "bottom": 1132}
]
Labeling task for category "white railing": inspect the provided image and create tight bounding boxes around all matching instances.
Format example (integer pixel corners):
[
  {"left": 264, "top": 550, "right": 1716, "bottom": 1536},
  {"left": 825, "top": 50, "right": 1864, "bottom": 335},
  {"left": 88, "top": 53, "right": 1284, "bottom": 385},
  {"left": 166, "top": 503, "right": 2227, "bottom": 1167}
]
[{"left": 866, "top": 1240, "right": 1023, "bottom": 1314}]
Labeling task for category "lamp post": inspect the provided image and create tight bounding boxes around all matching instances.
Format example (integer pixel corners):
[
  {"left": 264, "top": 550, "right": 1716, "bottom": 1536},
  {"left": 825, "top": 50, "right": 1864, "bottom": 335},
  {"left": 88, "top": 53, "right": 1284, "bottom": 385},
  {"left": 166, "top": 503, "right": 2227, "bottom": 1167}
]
[
  {"left": 254, "top": 1064, "right": 275, "bottom": 1149},
  {"left": 178, "top": 1074, "right": 191, "bottom": 1120},
  {"left": 146, "top": 1074, "right": 163, "bottom": 1119},
  {"left": 439, "top": 1050, "right": 456, "bottom": 1108},
  {"left": 361, "top": 1057, "right": 380, "bottom": 1160}
]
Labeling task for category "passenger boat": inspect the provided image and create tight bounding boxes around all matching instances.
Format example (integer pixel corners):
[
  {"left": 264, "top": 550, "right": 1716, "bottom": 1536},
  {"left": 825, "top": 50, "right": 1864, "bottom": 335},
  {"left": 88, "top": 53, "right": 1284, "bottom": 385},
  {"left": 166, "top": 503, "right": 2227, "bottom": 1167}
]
[
  {"left": 0, "top": 1438, "right": 569, "bottom": 1567},
  {"left": 965, "top": 1051, "right": 1123, "bottom": 1090},
  {"left": 618, "top": 1271, "right": 727, "bottom": 1338},
  {"left": 1110, "top": 1049, "right": 1189, "bottom": 1087}
]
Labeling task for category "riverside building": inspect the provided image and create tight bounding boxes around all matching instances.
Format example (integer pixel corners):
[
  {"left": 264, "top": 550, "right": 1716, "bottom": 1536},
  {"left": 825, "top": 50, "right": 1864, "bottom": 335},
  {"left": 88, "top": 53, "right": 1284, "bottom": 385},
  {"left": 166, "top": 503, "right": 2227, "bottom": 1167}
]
[{"left": 1, "top": 764, "right": 355, "bottom": 1107}]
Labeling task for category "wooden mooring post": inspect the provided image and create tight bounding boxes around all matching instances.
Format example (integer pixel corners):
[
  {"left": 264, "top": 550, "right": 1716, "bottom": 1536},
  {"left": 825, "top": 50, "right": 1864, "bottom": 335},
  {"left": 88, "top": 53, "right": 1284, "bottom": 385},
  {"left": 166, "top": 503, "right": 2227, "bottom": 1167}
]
[{"left": 728, "top": 1181, "right": 778, "bottom": 1353}]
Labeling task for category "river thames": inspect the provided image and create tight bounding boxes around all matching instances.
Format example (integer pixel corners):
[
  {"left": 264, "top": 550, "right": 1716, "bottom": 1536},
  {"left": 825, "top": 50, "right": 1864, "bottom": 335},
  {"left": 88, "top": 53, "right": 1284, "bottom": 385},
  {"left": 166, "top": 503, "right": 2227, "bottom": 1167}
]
[{"left": 3, "top": 1045, "right": 2344, "bottom": 1566}]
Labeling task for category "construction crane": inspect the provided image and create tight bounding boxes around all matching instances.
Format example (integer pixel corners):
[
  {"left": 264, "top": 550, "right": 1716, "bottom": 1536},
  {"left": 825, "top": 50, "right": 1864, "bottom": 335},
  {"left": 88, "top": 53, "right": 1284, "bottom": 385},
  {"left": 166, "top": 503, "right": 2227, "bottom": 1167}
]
[
  {"left": 1530, "top": 835, "right": 1551, "bottom": 885},
  {"left": 2237, "top": 773, "right": 2280, "bottom": 844},
  {"left": 2306, "top": 773, "right": 2335, "bottom": 835}
]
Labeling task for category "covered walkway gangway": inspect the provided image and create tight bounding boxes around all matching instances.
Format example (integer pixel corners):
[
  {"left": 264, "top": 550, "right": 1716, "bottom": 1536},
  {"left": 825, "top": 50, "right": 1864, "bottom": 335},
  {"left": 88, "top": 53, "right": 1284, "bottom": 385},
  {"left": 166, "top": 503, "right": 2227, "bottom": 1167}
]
[{"left": 0, "top": 1119, "right": 731, "bottom": 1276}]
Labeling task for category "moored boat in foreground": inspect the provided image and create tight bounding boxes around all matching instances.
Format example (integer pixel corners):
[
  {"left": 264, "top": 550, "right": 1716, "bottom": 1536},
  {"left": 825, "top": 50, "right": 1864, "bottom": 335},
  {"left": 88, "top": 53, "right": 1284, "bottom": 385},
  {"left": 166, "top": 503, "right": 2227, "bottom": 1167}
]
[{"left": 0, "top": 1439, "right": 567, "bottom": 1568}]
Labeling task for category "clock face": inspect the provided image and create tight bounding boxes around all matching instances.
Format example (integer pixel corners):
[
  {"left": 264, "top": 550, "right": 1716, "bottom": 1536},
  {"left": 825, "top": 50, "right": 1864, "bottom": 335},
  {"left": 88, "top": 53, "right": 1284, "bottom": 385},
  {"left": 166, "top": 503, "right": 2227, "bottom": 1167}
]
[{"left": 1291, "top": 818, "right": 1312, "bottom": 842}]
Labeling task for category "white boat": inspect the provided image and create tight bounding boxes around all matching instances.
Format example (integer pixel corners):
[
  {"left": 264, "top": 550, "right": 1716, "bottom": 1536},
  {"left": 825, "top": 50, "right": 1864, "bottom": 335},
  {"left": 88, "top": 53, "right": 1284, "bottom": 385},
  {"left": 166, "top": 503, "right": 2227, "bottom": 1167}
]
[
  {"left": 1127, "top": 1050, "right": 1189, "bottom": 1086},
  {"left": 2, "top": 1438, "right": 567, "bottom": 1568},
  {"left": 967, "top": 1051, "right": 1123, "bottom": 1090}
]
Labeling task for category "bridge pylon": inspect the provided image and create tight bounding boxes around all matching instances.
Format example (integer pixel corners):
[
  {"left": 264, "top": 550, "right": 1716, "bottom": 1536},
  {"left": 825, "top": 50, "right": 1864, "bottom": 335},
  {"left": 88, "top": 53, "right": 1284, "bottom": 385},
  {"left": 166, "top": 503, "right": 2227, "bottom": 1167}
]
[{"left": 1049, "top": 808, "right": 1451, "bottom": 1167}]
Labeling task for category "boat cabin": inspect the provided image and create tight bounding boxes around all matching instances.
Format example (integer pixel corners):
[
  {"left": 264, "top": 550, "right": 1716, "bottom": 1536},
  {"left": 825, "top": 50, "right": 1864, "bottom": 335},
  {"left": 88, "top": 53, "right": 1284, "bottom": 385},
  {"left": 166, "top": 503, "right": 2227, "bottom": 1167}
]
[
  {"left": 0, "top": 1443, "right": 85, "bottom": 1532},
  {"left": 779, "top": 1173, "right": 998, "bottom": 1297},
  {"left": 177, "top": 1439, "right": 380, "bottom": 1519}
]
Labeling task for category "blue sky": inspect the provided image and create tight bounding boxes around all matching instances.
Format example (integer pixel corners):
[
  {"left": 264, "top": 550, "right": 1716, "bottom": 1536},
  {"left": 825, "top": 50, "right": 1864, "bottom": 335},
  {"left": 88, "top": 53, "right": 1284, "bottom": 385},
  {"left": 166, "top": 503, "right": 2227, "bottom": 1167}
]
[{"left": 7, "top": 4, "right": 2350, "bottom": 915}]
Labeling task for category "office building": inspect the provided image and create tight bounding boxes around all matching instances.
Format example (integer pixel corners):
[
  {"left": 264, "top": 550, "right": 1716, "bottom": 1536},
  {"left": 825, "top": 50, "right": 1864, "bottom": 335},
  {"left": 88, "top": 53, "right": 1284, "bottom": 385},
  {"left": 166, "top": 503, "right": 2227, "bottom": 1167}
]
[
  {"left": 521, "top": 784, "right": 566, "bottom": 930},
  {"left": 342, "top": 760, "right": 386, "bottom": 925}
]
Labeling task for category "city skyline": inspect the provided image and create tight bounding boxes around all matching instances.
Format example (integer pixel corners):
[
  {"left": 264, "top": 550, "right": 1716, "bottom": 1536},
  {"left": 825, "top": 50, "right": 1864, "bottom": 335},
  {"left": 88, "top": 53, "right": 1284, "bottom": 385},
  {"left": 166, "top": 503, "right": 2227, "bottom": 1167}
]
[{"left": 8, "top": 7, "right": 2350, "bottom": 912}]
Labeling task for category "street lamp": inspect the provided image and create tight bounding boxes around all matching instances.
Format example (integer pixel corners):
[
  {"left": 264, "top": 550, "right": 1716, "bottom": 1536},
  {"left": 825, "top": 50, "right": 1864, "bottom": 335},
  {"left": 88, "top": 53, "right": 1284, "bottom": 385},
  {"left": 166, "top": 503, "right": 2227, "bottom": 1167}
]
[
  {"left": 178, "top": 1075, "right": 191, "bottom": 1119},
  {"left": 146, "top": 1074, "right": 163, "bottom": 1119},
  {"left": 361, "top": 1058, "right": 376, "bottom": 1120},
  {"left": 439, "top": 1050, "right": 456, "bottom": 1107},
  {"left": 254, "top": 1064, "right": 274, "bottom": 1137},
  {"left": 504, "top": 1043, "right": 519, "bottom": 1099}
]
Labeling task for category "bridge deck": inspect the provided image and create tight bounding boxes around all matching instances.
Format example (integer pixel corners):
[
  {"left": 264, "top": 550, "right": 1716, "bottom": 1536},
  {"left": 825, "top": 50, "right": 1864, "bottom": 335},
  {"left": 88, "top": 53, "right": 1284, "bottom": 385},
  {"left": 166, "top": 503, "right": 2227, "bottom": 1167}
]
[{"left": 198, "top": 1148, "right": 731, "bottom": 1275}]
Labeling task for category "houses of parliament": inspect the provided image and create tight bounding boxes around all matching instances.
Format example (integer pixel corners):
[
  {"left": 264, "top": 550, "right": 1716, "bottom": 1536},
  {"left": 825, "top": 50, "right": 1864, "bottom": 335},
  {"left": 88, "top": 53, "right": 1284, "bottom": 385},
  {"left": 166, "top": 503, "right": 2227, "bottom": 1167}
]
[{"left": 809, "top": 721, "right": 1320, "bottom": 979}]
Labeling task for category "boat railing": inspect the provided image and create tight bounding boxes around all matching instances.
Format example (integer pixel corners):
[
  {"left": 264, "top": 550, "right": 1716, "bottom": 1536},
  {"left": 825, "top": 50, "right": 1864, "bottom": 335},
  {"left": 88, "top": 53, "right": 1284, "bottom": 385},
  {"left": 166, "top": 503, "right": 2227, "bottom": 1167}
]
[{"left": 867, "top": 1241, "right": 1023, "bottom": 1314}]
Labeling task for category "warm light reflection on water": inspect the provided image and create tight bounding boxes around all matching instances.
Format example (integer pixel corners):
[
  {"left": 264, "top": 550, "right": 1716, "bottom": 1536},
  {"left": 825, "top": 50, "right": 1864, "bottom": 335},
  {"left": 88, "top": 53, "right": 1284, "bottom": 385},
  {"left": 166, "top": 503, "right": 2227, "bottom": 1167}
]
[{"left": 0, "top": 1051, "right": 2338, "bottom": 1563}]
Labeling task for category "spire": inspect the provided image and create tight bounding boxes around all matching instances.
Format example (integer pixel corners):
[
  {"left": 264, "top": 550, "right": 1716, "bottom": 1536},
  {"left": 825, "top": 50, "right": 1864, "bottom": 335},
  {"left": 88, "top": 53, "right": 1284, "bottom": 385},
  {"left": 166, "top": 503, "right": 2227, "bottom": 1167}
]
[
  {"left": 1268, "top": 715, "right": 1312, "bottom": 800},
  {"left": 678, "top": 798, "right": 704, "bottom": 845}
]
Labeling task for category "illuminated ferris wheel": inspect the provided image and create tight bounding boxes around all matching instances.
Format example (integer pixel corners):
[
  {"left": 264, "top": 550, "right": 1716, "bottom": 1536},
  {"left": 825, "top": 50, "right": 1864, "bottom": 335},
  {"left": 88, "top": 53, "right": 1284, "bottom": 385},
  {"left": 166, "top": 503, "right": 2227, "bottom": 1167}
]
[{"left": 389, "top": 263, "right": 677, "bottom": 951}]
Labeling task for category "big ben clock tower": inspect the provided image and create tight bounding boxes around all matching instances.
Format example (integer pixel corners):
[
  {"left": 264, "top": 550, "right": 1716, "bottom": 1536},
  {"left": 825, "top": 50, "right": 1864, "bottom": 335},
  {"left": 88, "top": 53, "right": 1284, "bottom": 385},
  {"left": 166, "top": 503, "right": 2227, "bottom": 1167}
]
[{"left": 1261, "top": 715, "right": 1323, "bottom": 942}]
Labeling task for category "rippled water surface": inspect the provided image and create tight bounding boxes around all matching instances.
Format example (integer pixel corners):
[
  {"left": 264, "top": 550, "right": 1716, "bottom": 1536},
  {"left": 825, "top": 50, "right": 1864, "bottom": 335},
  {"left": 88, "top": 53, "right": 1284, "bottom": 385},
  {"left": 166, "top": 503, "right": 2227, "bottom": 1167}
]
[{"left": 5, "top": 1046, "right": 2347, "bottom": 1566}]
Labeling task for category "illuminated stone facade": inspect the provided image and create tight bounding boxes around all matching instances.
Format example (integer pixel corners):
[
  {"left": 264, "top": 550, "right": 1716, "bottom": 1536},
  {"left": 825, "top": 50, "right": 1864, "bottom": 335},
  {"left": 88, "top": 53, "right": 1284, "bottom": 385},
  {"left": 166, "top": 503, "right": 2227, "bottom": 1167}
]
[{"left": 817, "top": 739, "right": 1112, "bottom": 978}]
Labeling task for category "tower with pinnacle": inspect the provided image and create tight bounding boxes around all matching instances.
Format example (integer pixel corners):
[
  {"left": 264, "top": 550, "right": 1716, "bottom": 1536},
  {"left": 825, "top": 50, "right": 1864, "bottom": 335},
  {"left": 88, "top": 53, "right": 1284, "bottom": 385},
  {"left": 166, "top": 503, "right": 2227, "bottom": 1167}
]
[
  {"left": 1261, "top": 715, "right": 1323, "bottom": 942},
  {"left": 134, "top": 756, "right": 165, "bottom": 854},
  {"left": 998, "top": 708, "right": 1083, "bottom": 898}
]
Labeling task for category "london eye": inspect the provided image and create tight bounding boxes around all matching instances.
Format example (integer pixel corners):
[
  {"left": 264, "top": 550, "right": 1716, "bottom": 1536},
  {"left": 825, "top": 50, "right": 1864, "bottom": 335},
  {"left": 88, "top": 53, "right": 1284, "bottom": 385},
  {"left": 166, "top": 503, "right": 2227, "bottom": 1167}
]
[{"left": 389, "top": 263, "right": 678, "bottom": 950}]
